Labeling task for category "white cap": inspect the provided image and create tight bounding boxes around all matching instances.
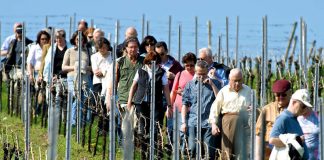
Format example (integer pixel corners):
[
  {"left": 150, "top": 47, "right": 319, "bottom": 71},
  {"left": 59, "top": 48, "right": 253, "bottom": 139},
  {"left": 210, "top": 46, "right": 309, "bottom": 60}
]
[{"left": 291, "top": 89, "right": 313, "bottom": 108}]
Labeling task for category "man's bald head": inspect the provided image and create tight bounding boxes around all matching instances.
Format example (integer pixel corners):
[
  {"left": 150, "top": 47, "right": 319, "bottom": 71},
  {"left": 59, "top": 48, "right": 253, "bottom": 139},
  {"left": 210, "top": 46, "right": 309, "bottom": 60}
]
[
  {"left": 229, "top": 68, "right": 243, "bottom": 92},
  {"left": 125, "top": 27, "right": 138, "bottom": 39},
  {"left": 229, "top": 68, "right": 242, "bottom": 79}
]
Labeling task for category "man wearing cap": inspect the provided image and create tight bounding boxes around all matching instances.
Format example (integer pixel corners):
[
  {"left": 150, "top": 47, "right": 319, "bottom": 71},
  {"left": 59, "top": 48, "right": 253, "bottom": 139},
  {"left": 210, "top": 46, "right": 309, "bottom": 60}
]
[
  {"left": 4, "top": 24, "right": 33, "bottom": 77},
  {"left": 1, "top": 23, "right": 22, "bottom": 56},
  {"left": 255, "top": 79, "right": 292, "bottom": 160},
  {"left": 269, "top": 89, "right": 311, "bottom": 159}
]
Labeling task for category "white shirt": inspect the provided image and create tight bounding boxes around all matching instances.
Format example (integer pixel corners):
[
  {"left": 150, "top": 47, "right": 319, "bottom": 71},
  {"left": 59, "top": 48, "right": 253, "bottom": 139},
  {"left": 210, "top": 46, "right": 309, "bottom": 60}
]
[
  {"left": 91, "top": 51, "right": 113, "bottom": 96},
  {"left": 1, "top": 34, "right": 15, "bottom": 51},
  {"left": 209, "top": 84, "right": 252, "bottom": 124},
  {"left": 27, "top": 44, "right": 43, "bottom": 71}
]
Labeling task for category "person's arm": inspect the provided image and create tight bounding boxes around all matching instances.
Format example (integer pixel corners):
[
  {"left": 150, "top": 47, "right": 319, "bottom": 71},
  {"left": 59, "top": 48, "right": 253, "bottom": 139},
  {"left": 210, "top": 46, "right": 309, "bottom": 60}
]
[
  {"left": 164, "top": 84, "right": 172, "bottom": 118},
  {"left": 209, "top": 90, "right": 224, "bottom": 135},
  {"left": 269, "top": 116, "right": 286, "bottom": 148},
  {"left": 91, "top": 54, "right": 102, "bottom": 77},
  {"left": 1, "top": 50, "right": 8, "bottom": 56},
  {"left": 180, "top": 104, "right": 189, "bottom": 133},
  {"left": 38, "top": 44, "right": 50, "bottom": 81},
  {"left": 170, "top": 72, "right": 180, "bottom": 106},
  {"left": 127, "top": 81, "right": 138, "bottom": 111},
  {"left": 180, "top": 82, "right": 192, "bottom": 132},
  {"left": 205, "top": 78, "right": 219, "bottom": 96},
  {"left": 26, "top": 46, "right": 35, "bottom": 81},
  {"left": 269, "top": 137, "right": 286, "bottom": 148},
  {"left": 62, "top": 49, "right": 74, "bottom": 72}
]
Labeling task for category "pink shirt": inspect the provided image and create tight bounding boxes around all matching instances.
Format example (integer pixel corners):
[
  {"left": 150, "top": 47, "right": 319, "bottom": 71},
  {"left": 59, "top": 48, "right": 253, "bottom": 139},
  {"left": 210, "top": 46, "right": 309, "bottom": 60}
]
[{"left": 171, "top": 70, "right": 194, "bottom": 112}]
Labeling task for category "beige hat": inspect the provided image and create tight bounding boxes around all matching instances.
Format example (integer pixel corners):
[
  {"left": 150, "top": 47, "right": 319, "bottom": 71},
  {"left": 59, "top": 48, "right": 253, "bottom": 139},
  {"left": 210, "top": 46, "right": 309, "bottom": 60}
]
[{"left": 291, "top": 89, "right": 313, "bottom": 108}]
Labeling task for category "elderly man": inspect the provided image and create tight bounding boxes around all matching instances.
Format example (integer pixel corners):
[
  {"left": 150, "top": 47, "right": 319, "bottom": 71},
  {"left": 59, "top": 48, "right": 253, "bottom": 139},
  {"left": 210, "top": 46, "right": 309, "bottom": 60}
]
[
  {"left": 198, "top": 47, "right": 230, "bottom": 87},
  {"left": 77, "top": 19, "right": 88, "bottom": 33},
  {"left": 116, "top": 27, "right": 138, "bottom": 58},
  {"left": 255, "top": 79, "right": 292, "bottom": 160},
  {"left": 269, "top": 89, "right": 311, "bottom": 159},
  {"left": 88, "top": 28, "right": 105, "bottom": 53},
  {"left": 209, "top": 68, "right": 252, "bottom": 159},
  {"left": 181, "top": 60, "right": 221, "bottom": 160}
]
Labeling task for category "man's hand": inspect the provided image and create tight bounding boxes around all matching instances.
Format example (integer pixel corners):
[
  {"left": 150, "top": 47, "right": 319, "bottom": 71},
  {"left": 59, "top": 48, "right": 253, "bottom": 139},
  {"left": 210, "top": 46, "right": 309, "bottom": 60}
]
[
  {"left": 126, "top": 103, "right": 132, "bottom": 111},
  {"left": 180, "top": 123, "right": 187, "bottom": 133},
  {"left": 166, "top": 107, "right": 173, "bottom": 118},
  {"left": 176, "top": 87, "right": 183, "bottom": 96},
  {"left": 211, "top": 123, "right": 221, "bottom": 136},
  {"left": 166, "top": 71, "right": 175, "bottom": 80},
  {"left": 94, "top": 69, "right": 103, "bottom": 77}
]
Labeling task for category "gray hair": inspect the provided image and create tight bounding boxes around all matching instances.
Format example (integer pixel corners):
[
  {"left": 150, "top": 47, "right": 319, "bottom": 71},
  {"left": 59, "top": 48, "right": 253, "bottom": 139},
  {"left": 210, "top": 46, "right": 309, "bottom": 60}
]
[
  {"left": 55, "top": 28, "right": 66, "bottom": 38},
  {"left": 199, "top": 47, "right": 213, "bottom": 58},
  {"left": 195, "top": 60, "right": 209, "bottom": 69},
  {"left": 93, "top": 28, "right": 105, "bottom": 37}
]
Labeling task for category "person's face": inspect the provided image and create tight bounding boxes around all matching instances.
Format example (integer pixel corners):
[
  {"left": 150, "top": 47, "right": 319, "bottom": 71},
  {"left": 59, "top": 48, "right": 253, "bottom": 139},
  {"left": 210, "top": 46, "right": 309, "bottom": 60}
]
[
  {"left": 56, "top": 34, "right": 65, "bottom": 46},
  {"left": 93, "top": 32, "right": 102, "bottom": 42},
  {"left": 274, "top": 90, "right": 292, "bottom": 107},
  {"left": 229, "top": 73, "right": 243, "bottom": 92},
  {"left": 295, "top": 100, "right": 308, "bottom": 116},
  {"left": 75, "top": 35, "right": 84, "bottom": 47},
  {"left": 184, "top": 61, "right": 195, "bottom": 73},
  {"left": 126, "top": 42, "right": 138, "bottom": 56},
  {"left": 99, "top": 44, "right": 109, "bottom": 56},
  {"left": 155, "top": 47, "right": 166, "bottom": 57},
  {"left": 198, "top": 52, "right": 212, "bottom": 65},
  {"left": 40, "top": 34, "right": 49, "bottom": 46},
  {"left": 145, "top": 42, "right": 155, "bottom": 53},
  {"left": 87, "top": 33, "right": 93, "bottom": 41},
  {"left": 78, "top": 23, "right": 87, "bottom": 32},
  {"left": 195, "top": 66, "right": 208, "bottom": 81}
]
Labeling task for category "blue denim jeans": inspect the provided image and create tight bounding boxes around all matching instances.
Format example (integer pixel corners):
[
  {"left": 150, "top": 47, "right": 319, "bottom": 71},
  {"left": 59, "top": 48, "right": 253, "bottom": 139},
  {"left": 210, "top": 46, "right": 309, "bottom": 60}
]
[
  {"left": 67, "top": 75, "right": 92, "bottom": 125},
  {"left": 188, "top": 126, "right": 216, "bottom": 159}
]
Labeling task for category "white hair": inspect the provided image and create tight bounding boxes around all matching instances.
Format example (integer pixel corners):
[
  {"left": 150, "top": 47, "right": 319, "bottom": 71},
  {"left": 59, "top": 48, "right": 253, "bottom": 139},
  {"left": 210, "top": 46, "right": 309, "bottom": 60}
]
[
  {"left": 199, "top": 47, "right": 213, "bottom": 58},
  {"left": 93, "top": 28, "right": 105, "bottom": 37}
]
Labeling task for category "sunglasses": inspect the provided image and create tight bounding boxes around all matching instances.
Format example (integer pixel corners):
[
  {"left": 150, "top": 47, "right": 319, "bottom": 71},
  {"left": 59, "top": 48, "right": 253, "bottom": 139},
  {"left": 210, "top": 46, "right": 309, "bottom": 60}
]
[
  {"left": 275, "top": 93, "right": 287, "bottom": 98},
  {"left": 146, "top": 43, "right": 155, "bottom": 46}
]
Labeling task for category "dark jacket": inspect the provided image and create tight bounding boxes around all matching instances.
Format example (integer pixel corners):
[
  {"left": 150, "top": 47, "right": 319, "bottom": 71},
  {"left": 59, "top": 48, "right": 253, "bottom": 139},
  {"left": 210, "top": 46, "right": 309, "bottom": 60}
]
[
  {"left": 165, "top": 55, "right": 183, "bottom": 90},
  {"left": 5, "top": 38, "right": 33, "bottom": 74},
  {"left": 116, "top": 42, "right": 125, "bottom": 58},
  {"left": 133, "top": 67, "right": 165, "bottom": 105},
  {"left": 212, "top": 61, "right": 231, "bottom": 80}
]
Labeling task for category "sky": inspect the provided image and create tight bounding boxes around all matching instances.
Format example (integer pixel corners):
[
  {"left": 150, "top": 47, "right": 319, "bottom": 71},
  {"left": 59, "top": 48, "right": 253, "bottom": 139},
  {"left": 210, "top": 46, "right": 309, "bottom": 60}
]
[{"left": 0, "top": 0, "right": 323, "bottom": 60}]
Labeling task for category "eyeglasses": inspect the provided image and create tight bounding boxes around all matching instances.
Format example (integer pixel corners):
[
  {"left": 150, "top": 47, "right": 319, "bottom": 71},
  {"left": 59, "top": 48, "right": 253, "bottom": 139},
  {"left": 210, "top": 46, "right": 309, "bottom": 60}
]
[
  {"left": 146, "top": 43, "right": 155, "bottom": 46},
  {"left": 274, "top": 93, "right": 287, "bottom": 98},
  {"left": 301, "top": 103, "right": 307, "bottom": 109},
  {"left": 41, "top": 38, "right": 49, "bottom": 41},
  {"left": 88, "top": 36, "right": 93, "bottom": 39}
]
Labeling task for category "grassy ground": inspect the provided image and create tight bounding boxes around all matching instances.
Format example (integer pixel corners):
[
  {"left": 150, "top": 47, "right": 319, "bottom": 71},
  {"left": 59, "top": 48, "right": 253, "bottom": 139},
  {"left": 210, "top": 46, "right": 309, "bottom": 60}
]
[{"left": 0, "top": 82, "right": 122, "bottom": 160}]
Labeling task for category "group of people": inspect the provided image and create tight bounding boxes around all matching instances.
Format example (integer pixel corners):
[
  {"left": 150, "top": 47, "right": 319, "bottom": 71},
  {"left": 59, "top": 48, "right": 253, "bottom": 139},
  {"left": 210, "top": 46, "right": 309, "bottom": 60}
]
[{"left": 0, "top": 20, "right": 319, "bottom": 160}]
